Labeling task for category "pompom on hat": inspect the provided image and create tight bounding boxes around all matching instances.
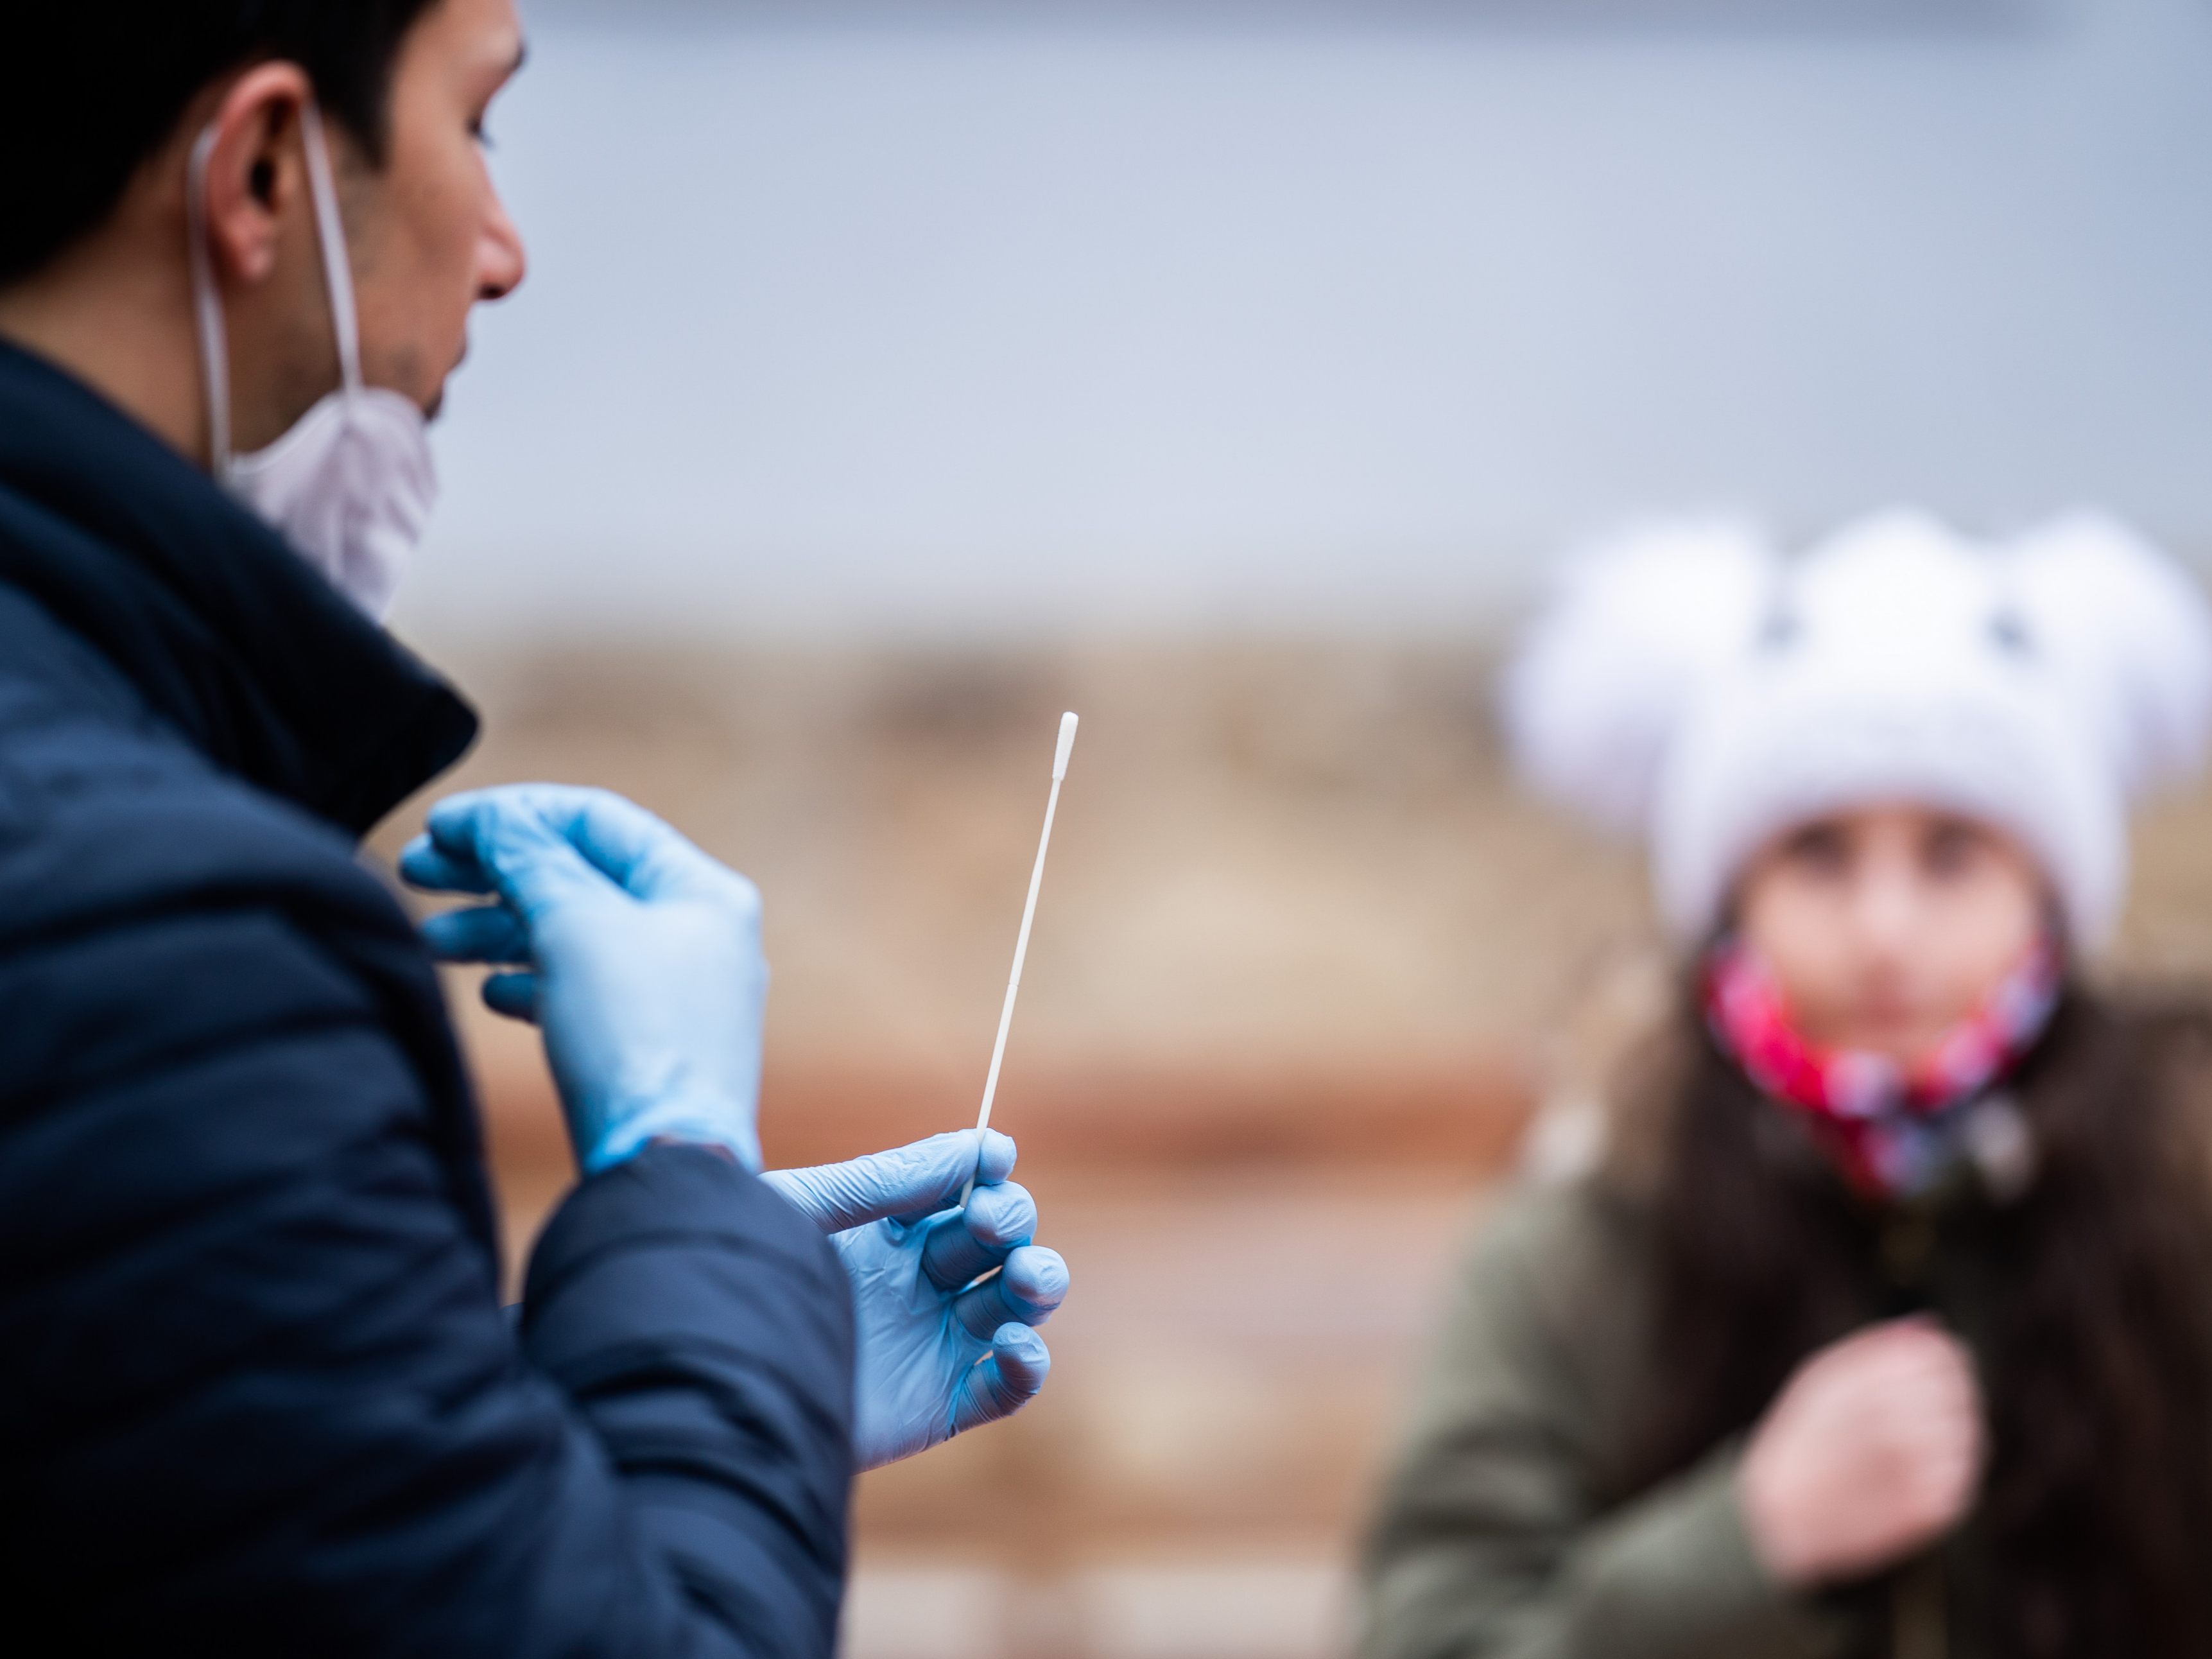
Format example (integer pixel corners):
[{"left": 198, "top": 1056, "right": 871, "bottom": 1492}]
[{"left": 1502, "top": 508, "right": 2212, "bottom": 952}]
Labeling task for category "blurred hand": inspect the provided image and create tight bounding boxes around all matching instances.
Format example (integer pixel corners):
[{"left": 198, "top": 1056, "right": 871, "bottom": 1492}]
[
  {"left": 764, "top": 1130, "right": 1067, "bottom": 1470},
  {"left": 1739, "top": 1317, "right": 1985, "bottom": 1588},
  {"left": 401, "top": 785, "right": 768, "bottom": 1175}
]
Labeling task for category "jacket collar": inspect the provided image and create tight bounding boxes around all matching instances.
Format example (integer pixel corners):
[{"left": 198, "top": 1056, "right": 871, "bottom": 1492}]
[{"left": 0, "top": 339, "right": 477, "bottom": 837}]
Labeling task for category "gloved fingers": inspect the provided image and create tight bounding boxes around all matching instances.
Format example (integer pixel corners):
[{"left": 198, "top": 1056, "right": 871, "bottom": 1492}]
[
  {"left": 953, "top": 1244, "right": 1068, "bottom": 1337},
  {"left": 481, "top": 970, "right": 542, "bottom": 1023},
  {"left": 919, "top": 1179, "right": 1037, "bottom": 1291},
  {"left": 948, "top": 1323, "right": 1051, "bottom": 1438},
  {"left": 419, "top": 903, "right": 532, "bottom": 964},
  {"left": 762, "top": 1129, "right": 1016, "bottom": 1235},
  {"left": 424, "top": 788, "right": 623, "bottom": 925},
  {"left": 397, "top": 835, "right": 496, "bottom": 896},
  {"left": 462, "top": 784, "right": 750, "bottom": 907},
  {"left": 885, "top": 1125, "right": 1016, "bottom": 1226}
]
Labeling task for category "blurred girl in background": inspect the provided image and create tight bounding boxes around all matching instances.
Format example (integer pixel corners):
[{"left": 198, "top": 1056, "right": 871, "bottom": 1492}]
[{"left": 1361, "top": 512, "right": 2212, "bottom": 1659}]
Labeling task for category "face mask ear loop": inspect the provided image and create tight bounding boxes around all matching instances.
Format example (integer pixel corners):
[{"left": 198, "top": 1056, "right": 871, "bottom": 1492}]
[
  {"left": 184, "top": 123, "right": 234, "bottom": 476},
  {"left": 297, "top": 101, "right": 364, "bottom": 400}
]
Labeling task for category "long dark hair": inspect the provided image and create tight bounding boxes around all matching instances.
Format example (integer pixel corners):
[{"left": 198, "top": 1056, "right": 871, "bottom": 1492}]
[{"left": 1617, "top": 986, "right": 2212, "bottom": 1657}]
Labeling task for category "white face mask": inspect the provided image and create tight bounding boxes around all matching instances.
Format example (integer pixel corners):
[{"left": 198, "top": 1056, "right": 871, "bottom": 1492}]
[{"left": 186, "top": 103, "right": 436, "bottom": 622}]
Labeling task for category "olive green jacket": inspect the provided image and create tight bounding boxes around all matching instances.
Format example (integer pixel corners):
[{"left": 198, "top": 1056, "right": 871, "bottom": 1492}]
[{"left": 1360, "top": 1179, "right": 1962, "bottom": 1659}]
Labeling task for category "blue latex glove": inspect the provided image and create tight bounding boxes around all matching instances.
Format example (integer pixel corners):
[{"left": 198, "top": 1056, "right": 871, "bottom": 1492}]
[
  {"left": 400, "top": 785, "right": 767, "bottom": 1175},
  {"left": 763, "top": 1129, "right": 1068, "bottom": 1470}
]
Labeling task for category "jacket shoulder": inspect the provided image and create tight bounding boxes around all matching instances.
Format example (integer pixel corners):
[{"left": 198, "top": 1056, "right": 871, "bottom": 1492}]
[
  {"left": 0, "top": 588, "right": 408, "bottom": 955},
  {"left": 0, "top": 571, "right": 154, "bottom": 730},
  {"left": 1456, "top": 1177, "right": 1659, "bottom": 1333}
]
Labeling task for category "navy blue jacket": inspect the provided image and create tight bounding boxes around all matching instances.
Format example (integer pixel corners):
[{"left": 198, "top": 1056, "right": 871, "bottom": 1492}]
[{"left": 0, "top": 342, "right": 854, "bottom": 1655}]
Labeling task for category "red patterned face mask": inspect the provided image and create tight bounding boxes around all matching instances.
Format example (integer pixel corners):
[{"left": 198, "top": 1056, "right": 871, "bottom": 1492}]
[{"left": 1702, "top": 937, "right": 2062, "bottom": 1201}]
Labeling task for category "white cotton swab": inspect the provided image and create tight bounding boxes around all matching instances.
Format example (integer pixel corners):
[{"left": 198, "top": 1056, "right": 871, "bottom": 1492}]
[{"left": 961, "top": 711, "right": 1079, "bottom": 1206}]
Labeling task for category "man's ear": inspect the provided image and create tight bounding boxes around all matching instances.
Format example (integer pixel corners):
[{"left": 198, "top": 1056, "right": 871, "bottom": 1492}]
[{"left": 198, "top": 63, "right": 316, "bottom": 289}]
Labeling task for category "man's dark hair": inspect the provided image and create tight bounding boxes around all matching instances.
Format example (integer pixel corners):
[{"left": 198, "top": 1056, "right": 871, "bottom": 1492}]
[{"left": 2, "top": 1, "right": 441, "bottom": 289}]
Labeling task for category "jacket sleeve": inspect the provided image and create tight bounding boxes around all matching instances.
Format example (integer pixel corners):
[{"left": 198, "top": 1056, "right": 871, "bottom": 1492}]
[
  {"left": 1358, "top": 1188, "right": 1846, "bottom": 1659},
  {"left": 0, "top": 901, "right": 852, "bottom": 1658}
]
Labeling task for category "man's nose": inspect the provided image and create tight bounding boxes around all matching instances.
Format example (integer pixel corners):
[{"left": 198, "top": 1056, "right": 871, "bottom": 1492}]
[{"left": 477, "top": 191, "right": 527, "bottom": 302}]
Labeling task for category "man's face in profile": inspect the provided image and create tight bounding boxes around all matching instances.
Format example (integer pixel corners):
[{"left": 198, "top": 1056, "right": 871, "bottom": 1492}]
[{"left": 346, "top": 0, "right": 529, "bottom": 420}]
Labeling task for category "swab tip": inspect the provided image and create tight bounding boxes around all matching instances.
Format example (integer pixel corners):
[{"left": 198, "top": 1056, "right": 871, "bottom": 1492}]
[{"left": 1053, "top": 711, "right": 1080, "bottom": 779}]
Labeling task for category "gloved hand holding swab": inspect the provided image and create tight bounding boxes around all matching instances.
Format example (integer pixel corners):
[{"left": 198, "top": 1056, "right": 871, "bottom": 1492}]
[{"left": 962, "top": 711, "right": 1078, "bottom": 1204}]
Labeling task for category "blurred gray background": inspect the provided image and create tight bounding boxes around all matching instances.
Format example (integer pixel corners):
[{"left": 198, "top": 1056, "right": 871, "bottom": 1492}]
[
  {"left": 383, "top": 4, "right": 2212, "bottom": 1655},
  {"left": 401, "top": 0, "right": 2212, "bottom": 646}
]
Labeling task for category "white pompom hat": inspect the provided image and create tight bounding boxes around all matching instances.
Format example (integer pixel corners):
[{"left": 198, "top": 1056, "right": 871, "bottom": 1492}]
[{"left": 1503, "top": 508, "right": 2212, "bottom": 952}]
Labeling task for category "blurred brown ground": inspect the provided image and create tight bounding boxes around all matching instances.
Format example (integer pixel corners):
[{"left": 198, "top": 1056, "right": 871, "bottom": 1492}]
[{"left": 368, "top": 638, "right": 2212, "bottom": 1659}]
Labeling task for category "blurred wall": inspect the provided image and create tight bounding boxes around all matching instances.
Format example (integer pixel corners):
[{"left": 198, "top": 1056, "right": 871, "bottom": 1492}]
[
  {"left": 402, "top": 0, "right": 2212, "bottom": 644},
  {"left": 383, "top": 641, "right": 1596, "bottom": 1659}
]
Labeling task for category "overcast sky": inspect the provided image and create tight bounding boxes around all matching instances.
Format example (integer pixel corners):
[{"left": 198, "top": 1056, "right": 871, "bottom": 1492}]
[{"left": 400, "top": 0, "right": 2212, "bottom": 643}]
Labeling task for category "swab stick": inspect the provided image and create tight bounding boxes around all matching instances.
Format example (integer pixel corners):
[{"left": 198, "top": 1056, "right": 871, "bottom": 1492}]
[{"left": 962, "top": 711, "right": 1078, "bottom": 1205}]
